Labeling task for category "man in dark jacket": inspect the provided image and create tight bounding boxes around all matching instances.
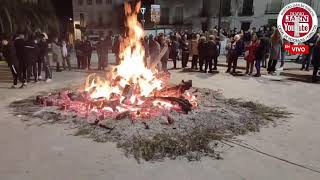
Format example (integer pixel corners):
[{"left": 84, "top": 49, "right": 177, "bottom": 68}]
[
  {"left": 96, "top": 37, "right": 109, "bottom": 70},
  {"left": 169, "top": 35, "right": 179, "bottom": 69},
  {"left": 24, "top": 36, "right": 39, "bottom": 82},
  {"left": 198, "top": 36, "right": 207, "bottom": 72},
  {"left": 180, "top": 35, "right": 190, "bottom": 68},
  {"left": 83, "top": 37, "right": 93, "bottom": 70},
  {"left": 1, "top": 36, "right": 25, "bottom": 88},
  {"left": 14, "top": 33, "right": 26, "bottom": 82},
  {"left": 254, "top": 37, "right": 268, "bottom": 77},
  {"left": 205, "top": 35, "right": 219, "bottom": 73},
  {"left": 38, "top": 34, "right": 52, "bottom": 81}
]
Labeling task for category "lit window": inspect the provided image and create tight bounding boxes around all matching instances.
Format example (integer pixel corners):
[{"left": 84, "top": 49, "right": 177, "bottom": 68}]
[
  {"left": 87, "top": 0, "right": 93, "bottom": 5},
  {"left": 106, "top": 0, "right": 112, "bottom": 5},
  {"left": 96, "top": 0, "right": 102, "bottom": 4},
  {"left": 78, "top": 0, "right": 83, "bottom": 5}
]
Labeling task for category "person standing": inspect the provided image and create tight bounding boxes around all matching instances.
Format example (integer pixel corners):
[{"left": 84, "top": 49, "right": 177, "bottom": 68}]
[
  {"left": 267, "top": 29, "right": 282, "bottom": 74},
  {"left": 97, "top": 37, "right": 108, "bottom": 70},
  {"left": 312, "top": 38, "right": 320, "bottom": 82},
  {"left": 61, "top": 40, "right": 71, "bottom": 71},
  {"left": 148, "top": 35, "right": 160, "bottom": 70},
  {"left": 14, "top": 34, "right": 26, "bottom": 83},
  {"left": 169, "top": 35, "right": 179, "bottom": 69},
  {"left": 226, "top": 35, "right": 243, "bottom": 74},
  {"left": 112, "top": 35, "right": 122, "bottom": 65},
  {"left": 159, "top": 34, "right": 169, "bottom": 72},
  {"left": 143, "top": 36, "right": 149, "bottom": 67},
  {"left": 181, "top": 34, "right": 190, "bottom": 68},
  {"left": 38, "top": 34, "right": 52, "bottom": 82},
  {"left": 83, "top": 37, "right": 93, "bottom": 70},
  {"left": 74, "top": 39, "right": 83, "bottom": 69},
  {"left": 301, "top": 34, "right": 318, "bottom": 71},
  {"left": 205, "top": 35, "right": 219, "bottom": 73},
  {"left": 254, "top": 37, "right": 268, "bottom": 77},
  {"left": 198, "top": 36, "right": 207, "bottom": 72},
  {"left": 191, "top": 34, "right": 199, "bottom": 70},
  {"left": 1, "top": 36, "right": 24, "bottom": 88},
  {"left": 24, "top": 36, "right": 39, "bottom": 82},
  {"left": 244, "top": 34, "right": 259, "bottom": 75},
  {"left": 51, "top": 37, "right": 63, "bottom": 72}
]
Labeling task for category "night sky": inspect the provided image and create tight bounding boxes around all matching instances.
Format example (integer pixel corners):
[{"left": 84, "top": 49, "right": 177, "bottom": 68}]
[{"left": 51, "top": 0, "right": 73, "bottom": 21}]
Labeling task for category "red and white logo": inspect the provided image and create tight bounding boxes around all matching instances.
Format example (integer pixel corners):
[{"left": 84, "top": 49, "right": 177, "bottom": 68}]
[{"left": 277, "top": 2, "right": 318, "bottom": 44}]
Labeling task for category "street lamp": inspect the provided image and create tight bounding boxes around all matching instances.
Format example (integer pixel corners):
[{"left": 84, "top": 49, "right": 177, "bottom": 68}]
[{"left": 140, "top": 7, "right": 146, "bottom": 29}]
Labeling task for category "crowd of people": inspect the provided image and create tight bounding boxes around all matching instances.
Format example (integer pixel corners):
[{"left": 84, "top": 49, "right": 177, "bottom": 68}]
[
  {"left": 138, "top": 26, "right": 320, "bottom": 81},
  {"left": 1, "top": 26, "right": 320, "bottom": 88},
  {"left": 0, "top": 32, "right": 73, "bottom": 88}
]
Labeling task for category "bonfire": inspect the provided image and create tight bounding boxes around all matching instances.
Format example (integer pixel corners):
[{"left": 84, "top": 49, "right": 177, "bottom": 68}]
[{"left": 37, "top": 1, "right": 197, "bottom": 122}]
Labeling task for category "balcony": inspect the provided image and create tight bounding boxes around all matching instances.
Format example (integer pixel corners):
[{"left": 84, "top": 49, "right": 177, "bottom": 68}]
[{"left": 265, "top": 3, "right": 282, "bottom": 14}]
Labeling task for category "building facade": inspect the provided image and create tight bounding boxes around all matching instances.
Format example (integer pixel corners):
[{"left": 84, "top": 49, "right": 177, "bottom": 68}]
[
  {"left": 155, "top": 0, "right": 320, "bottom": 32},
  {"left": 72, "top": 0, "right": 125, "bottom": 39}
]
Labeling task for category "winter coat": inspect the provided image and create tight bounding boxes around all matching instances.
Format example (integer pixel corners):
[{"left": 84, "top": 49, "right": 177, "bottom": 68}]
[
  {"left": 198, "top": 41, "right": 207, "bottom": 59},
  {"left": 206, "top": 40, "right": 219, "bottom": 58},
  {"left": 245, "top": 41, "right": 259, "bottom": 62},
  {"left": 23, "top": 40, "right": 39, "bottom": 64},
  {"left": 229, "top": 40, "right": 243, "bottom": 58},
  {"left": 312, "top": 45, "right": 320, "bottom": 67},
  {"left": 255, "top": 39, "right": 268, "bottom": 60},
  {"left": 75, "top": 40, "right": 84, "bottom": 57},
  {"left": 51, "top": 42, "right": 62, "bottom": 63},
  {"left": 149, "top": 40, "right": 160, "bottom": 59},
  {"left": 97, "top": 40, "right": 108, "bottom": 56},
  {"left": 2, "top": 43, "right": 19, "bottom": 66},
  {"left": 191, "top": 39, "right": 199, "bottom": 55},
  {"left": 170, "top": 40, "right": 179, "bottom": 56},
  {"left": 270, "top": 39, "right": 282, "bottom": 61},
  {"left": 83, "top": 40, "right": 93, "bottom": 56},
  {"left": 181, "top": 40, "right": 190, "bottom": 52},
  {"left": 160, "top": 42, "right": 169, "bottom": 63},
  {"left": 62, "top": 44, "right": 68, "bottom": 58},
  {"left": 14, "top": 38, "right": 25, "bottom": 61},
  {"left": 38, "top": 41, "right": 49, "bottom": 58}
]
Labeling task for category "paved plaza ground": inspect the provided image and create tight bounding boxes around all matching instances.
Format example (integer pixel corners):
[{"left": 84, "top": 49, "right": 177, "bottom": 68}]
[{"left": 0, "top": 53, "right": 320, "bottom": 180}]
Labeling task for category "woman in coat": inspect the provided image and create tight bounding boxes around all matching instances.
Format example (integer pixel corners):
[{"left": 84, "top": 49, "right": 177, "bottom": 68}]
[
  {"left": 244, "top": 34, "right": 259, "bottom": 75},
  {"left": 267, "top": 29, "right": 282, "bottom": 74},
  {"left": 198, "top": 36, "right": 207, "bottom": 72}
]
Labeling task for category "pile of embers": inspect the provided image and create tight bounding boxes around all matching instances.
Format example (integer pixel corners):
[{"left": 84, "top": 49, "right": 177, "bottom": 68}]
[{"left": 35, "top": 79, "right": 197, "bottom": 123}]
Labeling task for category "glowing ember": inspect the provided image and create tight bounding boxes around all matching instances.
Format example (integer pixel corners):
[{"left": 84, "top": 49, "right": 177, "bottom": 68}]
[{"left": 37, "top": 1, "right": 197, "bottom": 121}]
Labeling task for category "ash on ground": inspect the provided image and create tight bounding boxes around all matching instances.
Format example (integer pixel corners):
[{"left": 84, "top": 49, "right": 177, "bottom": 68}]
[{"left": 9, "top": 88, "right": 291, "bottom": 162}]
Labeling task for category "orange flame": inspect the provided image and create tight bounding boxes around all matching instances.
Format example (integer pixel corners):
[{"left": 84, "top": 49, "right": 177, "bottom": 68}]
[
  {"left": 85, "top": 1, "right": 163, "bottom": 102},
  {"left": 83, "top": 1, "right": 197, "bottom": 115}
]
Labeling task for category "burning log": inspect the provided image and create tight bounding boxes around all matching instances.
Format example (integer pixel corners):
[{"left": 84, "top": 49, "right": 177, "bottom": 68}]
[
  {"left": 155, "top": 97, "right": 192, "bottom": 113},
  {"left": 148, "top": 46, "right": 169, "bottom": 70},
  {"left": 155, "top": 80, "right": 192, "bottom": 97}
]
